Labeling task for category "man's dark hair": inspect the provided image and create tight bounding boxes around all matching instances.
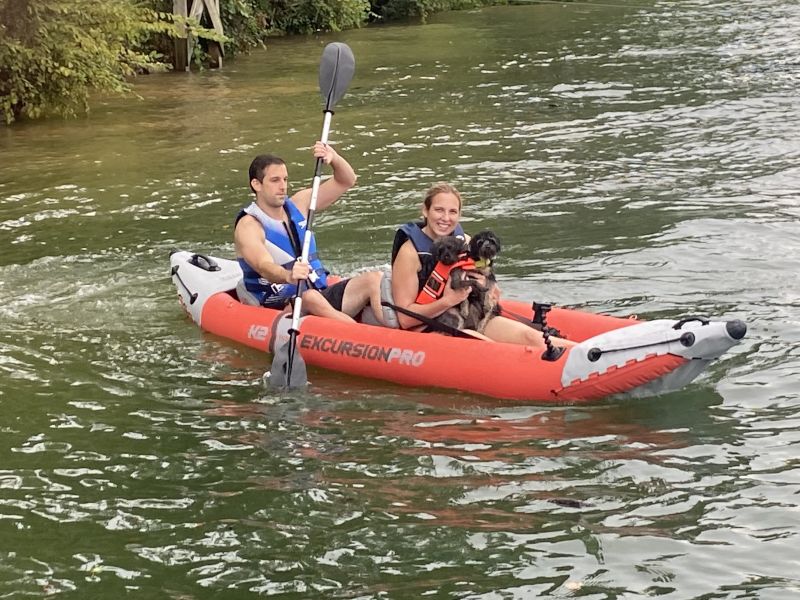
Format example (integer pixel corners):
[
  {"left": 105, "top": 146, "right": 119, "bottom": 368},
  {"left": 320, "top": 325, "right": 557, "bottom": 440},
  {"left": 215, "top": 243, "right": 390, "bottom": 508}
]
[{"left": 248, "top": 154, "right": 286, "bottom": 194}]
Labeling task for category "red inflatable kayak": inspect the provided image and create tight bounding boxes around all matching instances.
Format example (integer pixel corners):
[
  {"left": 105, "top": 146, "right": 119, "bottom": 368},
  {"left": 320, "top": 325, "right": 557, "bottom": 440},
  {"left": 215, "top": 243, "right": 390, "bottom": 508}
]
[{"left": 170, "top": 251, "right": 746, "bottom": 403}]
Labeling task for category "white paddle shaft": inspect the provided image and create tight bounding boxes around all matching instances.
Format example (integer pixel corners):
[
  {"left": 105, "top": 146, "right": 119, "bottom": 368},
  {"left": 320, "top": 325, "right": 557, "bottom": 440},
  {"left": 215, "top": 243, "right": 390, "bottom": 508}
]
[{"left": 289, "top": 109, "right": 333, "bottom": 330}]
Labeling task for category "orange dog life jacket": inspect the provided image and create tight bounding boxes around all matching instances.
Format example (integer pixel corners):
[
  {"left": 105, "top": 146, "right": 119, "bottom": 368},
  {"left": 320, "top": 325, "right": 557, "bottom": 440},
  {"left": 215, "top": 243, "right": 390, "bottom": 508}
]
[{"left": 415, "top": 255, "right": 477, "bottom": 304}]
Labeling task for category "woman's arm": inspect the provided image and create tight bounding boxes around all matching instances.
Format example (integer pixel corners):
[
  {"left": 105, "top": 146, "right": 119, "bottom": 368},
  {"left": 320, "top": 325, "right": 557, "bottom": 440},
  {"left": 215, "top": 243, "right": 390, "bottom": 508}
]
[{"left": 391, "top": 241, "right": 470, "bottom": 329}]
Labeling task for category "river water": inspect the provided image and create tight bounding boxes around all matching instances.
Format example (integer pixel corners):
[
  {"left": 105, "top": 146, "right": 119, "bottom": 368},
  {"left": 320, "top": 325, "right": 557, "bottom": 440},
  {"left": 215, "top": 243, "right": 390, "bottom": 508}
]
[{"left": 1, "top": 0, "right": 799, "bottom": 597}]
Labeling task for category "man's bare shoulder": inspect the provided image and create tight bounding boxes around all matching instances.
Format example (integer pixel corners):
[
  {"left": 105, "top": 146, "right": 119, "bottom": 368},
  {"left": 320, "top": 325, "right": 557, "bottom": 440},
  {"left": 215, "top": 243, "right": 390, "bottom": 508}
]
[
  {"left": 234, "top": 214, "right": 263, "bottom": 241},
  {"left": 235, "top": 213, "right": 258, "bottom": 230},
  {"left": 289, "top": 189, "right": 312, "bottom": 215}
]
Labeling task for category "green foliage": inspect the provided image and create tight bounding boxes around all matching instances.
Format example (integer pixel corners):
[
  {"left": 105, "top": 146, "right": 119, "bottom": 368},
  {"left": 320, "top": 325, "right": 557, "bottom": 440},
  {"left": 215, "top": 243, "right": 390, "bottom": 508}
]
[
  {"left": 0, "top": 0, "right": 507, "bottom": 124},
  {"left": 371, "top": 0, "right": 498, "bottom": 22},
  {"left": 210, "top": 0, "right": 498, "bottom": 46},
  {"left": 150, "top": 0, "right": 370, "bottom": 54},
  {"left": 0, "top": 0, "right": 229, "bottom": 123},
  {"left": 218, "top": 0, "right": 270, "bottom": 51},
  {"left": 262, "top": 0, "right": 370, "bottom": 36},
  {"left": 146, "top": 0, "right": 232, "bottom": 60},
  {"left": 0, "top": 0, "right": 171, "bottom": 123}
]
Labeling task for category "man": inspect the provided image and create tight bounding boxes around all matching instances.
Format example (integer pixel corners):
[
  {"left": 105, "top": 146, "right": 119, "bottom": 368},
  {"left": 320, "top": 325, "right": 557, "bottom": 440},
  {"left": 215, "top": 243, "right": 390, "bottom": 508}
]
[{"left": 234, "top": 142, "right": 385, "bottom": 324}]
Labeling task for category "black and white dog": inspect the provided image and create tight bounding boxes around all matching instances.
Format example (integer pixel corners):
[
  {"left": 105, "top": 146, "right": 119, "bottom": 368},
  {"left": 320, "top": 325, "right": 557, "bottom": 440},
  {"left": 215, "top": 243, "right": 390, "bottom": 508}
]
[{"left": 429, "top": 230, "right": 501, "bottom": 334}]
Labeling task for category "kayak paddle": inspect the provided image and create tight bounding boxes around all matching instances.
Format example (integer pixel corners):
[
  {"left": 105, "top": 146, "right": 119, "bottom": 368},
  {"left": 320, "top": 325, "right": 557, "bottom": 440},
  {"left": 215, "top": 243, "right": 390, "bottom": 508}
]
[{"left": 268, "top": 42, "right": 356, "bottom": 389}]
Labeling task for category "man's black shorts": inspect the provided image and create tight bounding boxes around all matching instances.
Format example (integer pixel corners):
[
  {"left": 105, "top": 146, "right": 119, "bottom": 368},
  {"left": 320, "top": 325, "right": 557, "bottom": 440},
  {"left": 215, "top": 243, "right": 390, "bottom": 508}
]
[
  {"left": 261, "top": 294, "right": 292, "bottom": 310},
  {"left": 319, "top": 279, "right": 350, "bottom": 311},
  {"left": 263, "top": 279, "right": 350, "bottom": 312}
]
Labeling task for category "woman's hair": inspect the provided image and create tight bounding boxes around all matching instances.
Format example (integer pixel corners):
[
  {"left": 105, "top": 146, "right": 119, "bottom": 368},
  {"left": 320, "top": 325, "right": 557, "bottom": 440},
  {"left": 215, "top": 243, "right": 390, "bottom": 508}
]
[{"left": 423, "top": 182, "right": 462, "bottom": 212}]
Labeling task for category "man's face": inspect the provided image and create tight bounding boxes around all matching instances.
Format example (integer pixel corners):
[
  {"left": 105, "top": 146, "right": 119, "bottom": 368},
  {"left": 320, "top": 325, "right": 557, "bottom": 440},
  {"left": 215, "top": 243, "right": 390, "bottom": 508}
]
[{"left": 253, "top": 163, "right": 289, "bottom": 207}]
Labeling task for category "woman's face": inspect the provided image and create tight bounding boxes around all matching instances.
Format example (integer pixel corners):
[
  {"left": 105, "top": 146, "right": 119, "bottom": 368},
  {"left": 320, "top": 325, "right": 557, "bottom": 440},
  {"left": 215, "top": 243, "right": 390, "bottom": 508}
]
[{"left": 423, "top": 192, "right": 461, "bottom": 238}]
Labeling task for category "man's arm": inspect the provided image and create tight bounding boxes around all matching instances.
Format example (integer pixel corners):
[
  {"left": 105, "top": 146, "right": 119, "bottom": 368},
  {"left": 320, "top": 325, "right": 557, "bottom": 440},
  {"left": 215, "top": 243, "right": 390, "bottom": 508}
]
[
  {"left": 234, "top": 216, "right": 309, "bottom": 284},
  {"left": 292, "top": 142, "right": 357, "bottom": 213}
]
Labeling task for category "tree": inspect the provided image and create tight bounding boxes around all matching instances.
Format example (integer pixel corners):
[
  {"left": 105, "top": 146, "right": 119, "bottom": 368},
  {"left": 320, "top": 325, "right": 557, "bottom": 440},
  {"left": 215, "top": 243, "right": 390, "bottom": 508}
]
[
  {"left": 0, "top": 0, "right": 499, "bottom": 124},
  {"left": 0, "top": 0, "right": 172, "bottom": 123}
]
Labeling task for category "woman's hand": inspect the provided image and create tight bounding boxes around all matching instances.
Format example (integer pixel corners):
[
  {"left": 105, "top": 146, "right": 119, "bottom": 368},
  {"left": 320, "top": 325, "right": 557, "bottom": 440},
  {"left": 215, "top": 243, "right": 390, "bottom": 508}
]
[
  {"left": 465, "top": 272, "right": 487, "bottom": 289},
  {"left": 442, "top": 276, "right": 471, "bottom": 307}
]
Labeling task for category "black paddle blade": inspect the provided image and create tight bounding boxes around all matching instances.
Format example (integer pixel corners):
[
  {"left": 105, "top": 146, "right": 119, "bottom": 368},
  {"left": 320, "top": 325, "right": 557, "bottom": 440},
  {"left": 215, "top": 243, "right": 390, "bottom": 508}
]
[
  {"left": 319, "top": 42, "right": 355, "bottom": 111},
  {"left": 267, "top": 338, "right": 308, "bottom": 389}
]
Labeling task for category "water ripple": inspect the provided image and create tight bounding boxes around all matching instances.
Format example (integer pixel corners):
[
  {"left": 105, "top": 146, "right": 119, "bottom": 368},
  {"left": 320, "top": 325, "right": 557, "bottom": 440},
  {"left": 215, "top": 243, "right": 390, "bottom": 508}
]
[{"left": 1, "top": 0, "right": 799, "bottom": 597}]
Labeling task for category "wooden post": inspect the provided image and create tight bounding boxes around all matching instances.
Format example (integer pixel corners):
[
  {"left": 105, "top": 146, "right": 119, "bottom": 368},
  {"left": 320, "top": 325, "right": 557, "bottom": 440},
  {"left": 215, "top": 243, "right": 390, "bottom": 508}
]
[
  {"left": 175, "top": 0, "right": 225, "bottom": 71},
  {"left": 173, "top": 0, "right": 188, "bottom": 72},
  {"left": 205, "top": 0, "right": 224, "bottom": 68},
  {"left": 208, "top": 43, "right": 223, "bottom": 69}
]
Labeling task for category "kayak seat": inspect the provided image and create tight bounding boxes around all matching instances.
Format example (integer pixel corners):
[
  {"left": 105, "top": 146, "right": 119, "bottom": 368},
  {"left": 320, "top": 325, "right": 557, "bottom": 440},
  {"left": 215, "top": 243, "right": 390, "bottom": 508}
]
[
  {"left": 235, "top": 279, "right": 261, "bottom": 307},
  {"left": 359, "top": 272, "right": 399, "bottom": 329}
]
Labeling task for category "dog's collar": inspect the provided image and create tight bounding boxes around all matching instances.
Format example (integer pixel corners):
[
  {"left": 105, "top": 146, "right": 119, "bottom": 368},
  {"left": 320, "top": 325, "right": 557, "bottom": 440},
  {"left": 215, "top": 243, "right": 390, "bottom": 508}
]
[{"left": 473, "top": 258, "right": 492, "bottom": 269}]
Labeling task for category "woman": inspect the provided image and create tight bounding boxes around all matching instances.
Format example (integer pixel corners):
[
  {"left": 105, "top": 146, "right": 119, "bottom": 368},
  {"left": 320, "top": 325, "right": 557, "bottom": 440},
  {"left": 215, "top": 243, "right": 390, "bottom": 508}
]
[{"left": 391, "top": 182, "right": 573, "bottom": 349}]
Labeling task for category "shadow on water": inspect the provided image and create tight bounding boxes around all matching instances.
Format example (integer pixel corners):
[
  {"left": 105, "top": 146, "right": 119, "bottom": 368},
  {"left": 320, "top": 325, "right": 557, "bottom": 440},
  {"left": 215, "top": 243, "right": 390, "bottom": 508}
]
[{"left": 202, "top": 352, "right": 733, "bottom": 498}]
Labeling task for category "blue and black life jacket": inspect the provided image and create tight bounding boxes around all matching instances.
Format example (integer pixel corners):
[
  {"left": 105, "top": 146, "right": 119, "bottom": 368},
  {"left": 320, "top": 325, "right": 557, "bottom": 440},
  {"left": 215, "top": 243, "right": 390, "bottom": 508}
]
[
  {"left": 390, "top": 221, "right": 466, "bottom": 296},
  {"left": 235, "top": 199, "right": 328, "bottom": 305}
]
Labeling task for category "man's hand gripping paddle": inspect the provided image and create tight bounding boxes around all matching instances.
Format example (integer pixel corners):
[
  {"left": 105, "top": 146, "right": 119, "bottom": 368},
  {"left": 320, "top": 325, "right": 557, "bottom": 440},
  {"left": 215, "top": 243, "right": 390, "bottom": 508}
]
[{"left": 268, "top": 42, "right": 356, "bottom": 389}]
